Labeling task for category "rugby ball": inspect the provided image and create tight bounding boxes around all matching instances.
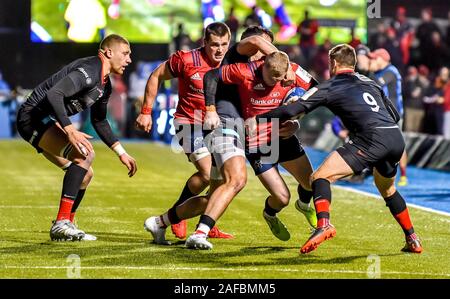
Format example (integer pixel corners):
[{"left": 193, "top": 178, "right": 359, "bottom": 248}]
[{"left": 282, "top": 87, "right": 306, "bottom": 105}]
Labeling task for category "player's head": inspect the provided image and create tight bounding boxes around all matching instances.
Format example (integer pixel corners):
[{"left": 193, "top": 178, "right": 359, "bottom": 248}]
[
  {"left": 328, "top": 44, "right": 356, "bottom": 76},
  {"left": 262, "top": 51, "right": 290, "bottom": 86},
  {"left": 240, "top": 25, "right": 274, "bottom": 43},
  {"left": 203, "top": 22, "right": 231, "bottom": 66},
  {"left": 355, "top": 44, "right": 370, "bottom": 71},
  {"left": 99, "top": 34, "right": 132, "bottom": 75},
  {"left": 368, "top": 48, "right": 390, "bottom": 71}
]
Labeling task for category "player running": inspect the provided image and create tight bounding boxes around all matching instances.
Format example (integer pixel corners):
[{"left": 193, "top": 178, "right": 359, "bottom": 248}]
[
  {"left": 252, "top": 44, "right": 423, "bottom": 254},
  {"left": 16, "top": 34, "right": 137, "bottom": 241},
  {"left": 183, "top": 52, "right": 317, "bottom": 249},
  {"left": 135, "top": 22, "right": 233, "bottom": 240}
]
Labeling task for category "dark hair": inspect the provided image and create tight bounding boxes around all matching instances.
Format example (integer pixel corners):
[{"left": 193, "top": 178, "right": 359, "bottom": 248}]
[
  {"left": 240, "top": 25, "right": 274, "bottom": 42},
  {"left": 329, "top": 44, "right": 356, "bottom": 68},
  {"left": 99, "top": 34, "right": 129, "bottom": 50},
  {"left": 204, "top": 22, "right": 231, "bottom": 41}
]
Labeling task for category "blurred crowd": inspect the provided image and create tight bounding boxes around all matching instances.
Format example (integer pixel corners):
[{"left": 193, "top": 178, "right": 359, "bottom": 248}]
[{"left": 1, "top": 5, "right": 450, "bottom": 140}]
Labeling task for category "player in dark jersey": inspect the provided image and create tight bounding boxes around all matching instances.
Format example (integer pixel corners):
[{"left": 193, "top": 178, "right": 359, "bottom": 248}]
[
  {"left": 16, "top": 34, "right": 137, "bottom": 241},
  {"left": 252, "top": 44, "right": 423, "bottom": 254}
]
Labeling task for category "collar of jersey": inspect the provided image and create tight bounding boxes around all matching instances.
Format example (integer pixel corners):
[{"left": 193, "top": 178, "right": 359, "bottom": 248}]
[
  {"left": 98, "top": 53, "right": 109, "bottom": 85},
  {"left": 335, "top": 69, "right": 354, "bottom": 75}
]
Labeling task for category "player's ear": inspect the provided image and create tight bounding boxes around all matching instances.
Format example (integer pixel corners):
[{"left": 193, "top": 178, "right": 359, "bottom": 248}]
[{"left": 104, "top": 48, "right": 112, "bottom": 59}]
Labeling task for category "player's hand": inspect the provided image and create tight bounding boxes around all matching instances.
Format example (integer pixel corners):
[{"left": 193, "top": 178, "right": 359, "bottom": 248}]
[
  {"left": 67, "top": 129, "right": 94, "bottom": 156},
  {"left": 135, "top": 114, "right": 153, "bottom": 133},
  {"left": 245, "top": 117, "right": 257, "bottom": 138},
  {"left": 282, "top": 65, "right": 295, "bottom": 86},
  {"left": 119, "top": 153, "right": 137, "bottom": 177},
  {"left": 204, "top": 111, "right": 221, "bottom": 130},
  {"left": 279, "top": 120, "right": 300, "bottom": 138}
]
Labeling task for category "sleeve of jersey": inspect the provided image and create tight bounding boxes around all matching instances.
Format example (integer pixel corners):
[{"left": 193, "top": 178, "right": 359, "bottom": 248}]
[
  {"left": 90, "top": 95, "right": 118, "bottom": 148},
  {"left": 220, "top": 63, "right": 246, "bottom": 85},
  {"left": 167, "top": 51, "right": 184, "bottom": 77},
  {"left": 46, "top": 70, "right": 91, "bottom": 128},
  {"left": 204, "top": 69, "right": 221, "bottom": 106},
  {"left": 292, "top": 64, "right": 318, "bottom": 90},
  {"left": 256, "top": 83, "right": 329, "bottom": 122}
]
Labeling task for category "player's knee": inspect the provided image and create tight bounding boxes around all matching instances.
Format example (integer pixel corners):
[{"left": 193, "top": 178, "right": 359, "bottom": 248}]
[
  {"left": 274, "top": 190, "right": 291, "bottom": 207},
  {"left": 199, "top": 170, "right": 210, "bottom": 184},
  {"left": 226, "top": 172, "right": 247, "bottom": 194},
  {"left": 379, "top": 184, "right": 396, "bottom": 198},
  {"left": 73, "top": 150, "right": 95, "bottom": 166}
]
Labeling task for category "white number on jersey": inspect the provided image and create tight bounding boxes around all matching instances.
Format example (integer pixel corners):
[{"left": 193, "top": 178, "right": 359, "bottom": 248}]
[{"left": 363, "top": 92, "right": 380, "bottom": 112}]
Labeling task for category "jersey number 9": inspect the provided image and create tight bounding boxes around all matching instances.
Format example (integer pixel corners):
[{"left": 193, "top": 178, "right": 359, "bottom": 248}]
[{"left": 363, "top": 92, "right": 380, "bottom": 112}]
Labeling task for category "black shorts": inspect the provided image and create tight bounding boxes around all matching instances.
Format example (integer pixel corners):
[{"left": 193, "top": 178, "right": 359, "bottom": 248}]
[
  {"left": 336, "top": 128, "right": 405, "bottom": 178},
  {"left": 16, "top": 106, "right": 56, "bottom": 153},
  {"left": 246, "top": 135, "right": 305, "bottom": 175}
]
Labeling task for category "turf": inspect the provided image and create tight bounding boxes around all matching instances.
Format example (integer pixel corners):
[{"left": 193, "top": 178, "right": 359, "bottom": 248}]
[{"left": 0, "top": 140, "right": 449, "bottom": 279}]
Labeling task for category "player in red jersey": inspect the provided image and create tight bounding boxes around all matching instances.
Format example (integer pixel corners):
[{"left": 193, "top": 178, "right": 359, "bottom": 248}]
[
  {"left": 184, "top": 52, "right": 318, "bottom": 249},
  {"left": 135, "top": 22, "right": 232, "bottom": 241}
]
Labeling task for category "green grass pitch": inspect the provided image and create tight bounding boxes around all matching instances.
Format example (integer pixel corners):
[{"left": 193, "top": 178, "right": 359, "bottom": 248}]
[{"left": 0, "top": 140, "right": 449, "bottom": 278}]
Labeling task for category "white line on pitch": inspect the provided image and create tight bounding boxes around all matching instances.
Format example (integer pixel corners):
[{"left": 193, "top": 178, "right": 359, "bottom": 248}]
[
  {"left": 1, "top": 265, "right": 449, "bottom": 277},
  {"left": 334, "top": 185, "right": 450, "bottom": 218}
]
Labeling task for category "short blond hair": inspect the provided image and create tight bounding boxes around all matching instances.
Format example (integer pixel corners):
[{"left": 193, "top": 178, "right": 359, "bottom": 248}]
[
  {"left": 99, "top": 34, "right": 129, "bottom": 50},
  {"left": 264, "top": 51, "right": 289, "bottom": 79}
]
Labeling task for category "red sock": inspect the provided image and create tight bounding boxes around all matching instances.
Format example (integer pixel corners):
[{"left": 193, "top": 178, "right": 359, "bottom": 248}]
[
  {"left": 400, "top": 165, "right": 406, "bottom": 177},
  {"left": 56, "top": 198, "right": 75, "bottom": 221},
  {"left": 394, "top": 208, "right": 413, "bottom": 234},
  {"left": 70, "top": 212, "right": 76, "bottom": 223},
  {"left": 314, "top": 199, "right": 330, "bottom": 228}
]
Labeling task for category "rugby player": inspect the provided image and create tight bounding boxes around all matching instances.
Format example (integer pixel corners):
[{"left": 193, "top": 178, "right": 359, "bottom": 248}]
[
  {"left": 253, "top": 44, "right": 422, "bottom": 254},
  {"left": 183, "top": 51, "right": 317, "bottom": 249},
  {"left": 143, "top": 27, "right": 303, "bottom": 248},
  {"left": 135, "top": 22, "right": 233, "bottom": 240},
  {"left": 16, "top": 34, "right": 137, "bottom": 241}
]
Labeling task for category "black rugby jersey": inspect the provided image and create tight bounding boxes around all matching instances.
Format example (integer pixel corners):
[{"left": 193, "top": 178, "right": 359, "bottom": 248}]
[
  {"left": 214, "top": 43, "right": 248, "bottom": 120},
  {"left": 21, "top": 55, "right": 118, "bottom": 146},
  {"left": 257, "top": 71, "right": 400, "bottom": 135}
]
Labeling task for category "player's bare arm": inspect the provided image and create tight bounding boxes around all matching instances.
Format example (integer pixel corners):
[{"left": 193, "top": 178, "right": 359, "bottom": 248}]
[{"left": 135, "top": 61, "right": 173, "bottom": 132}]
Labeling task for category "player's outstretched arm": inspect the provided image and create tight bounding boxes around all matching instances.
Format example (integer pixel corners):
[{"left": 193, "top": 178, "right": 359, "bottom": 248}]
[
  {"left": 135, "top": 61, "right": 173, "bottom": 133},
  {"left": 237, "top": 35, "right": 277, "bottom": 57}
]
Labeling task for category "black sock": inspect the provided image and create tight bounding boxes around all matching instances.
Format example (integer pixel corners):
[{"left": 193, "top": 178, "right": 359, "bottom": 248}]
[
  {"left": 167, "top": 206, "right": 182, "bottom": 224},
  {"left": 61, "top": 164, "right": 87, "bottom": 200},
  {"left": 298, "top": 184, "right": 313, "bottom": 204},
  {"left": 264, "top": 197, "right": 280, "bottom": 216},
  {"left": 71, "top": 189, "right": 86, "bottom": 213},
  {"left": 172, "top": 183, "right": 196, "bottom": 207},
  {"left": 198, "top": 214, "right": 216, "bottom": 230}
]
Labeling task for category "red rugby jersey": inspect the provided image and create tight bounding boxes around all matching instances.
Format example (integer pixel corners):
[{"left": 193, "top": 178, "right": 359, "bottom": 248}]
[
  {"left": 168, "top": 47, "right": 219, "bottom": 124},
  {"left": 220, "top": 59, "right": 313, "bottom": 147}
]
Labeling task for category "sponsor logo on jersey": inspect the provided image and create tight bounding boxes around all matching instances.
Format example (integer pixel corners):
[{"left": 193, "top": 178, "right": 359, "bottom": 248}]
[
  {"left": 190, "top": 72, "right": 202, "bottom": 81},
  {"left": 78, "top": 67, "right": 92, "bottom": 84},
  {"left": 70, "top": 99, "right": 83, "bottom": 112},
  {"left": 271, "top": 92, "right": 280, "bottom": 97},
  {"left": 253, "top": 83, "right": 265, "bottom": 91},
  {"left": 295, "top": 66, "right": 312, "bottom": 83},
  {"left": 250, "top": 98, "right": 283, "bottom": 105},
  {"left": 189, "top": 84, "right": 204, "bottom": 94}
]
